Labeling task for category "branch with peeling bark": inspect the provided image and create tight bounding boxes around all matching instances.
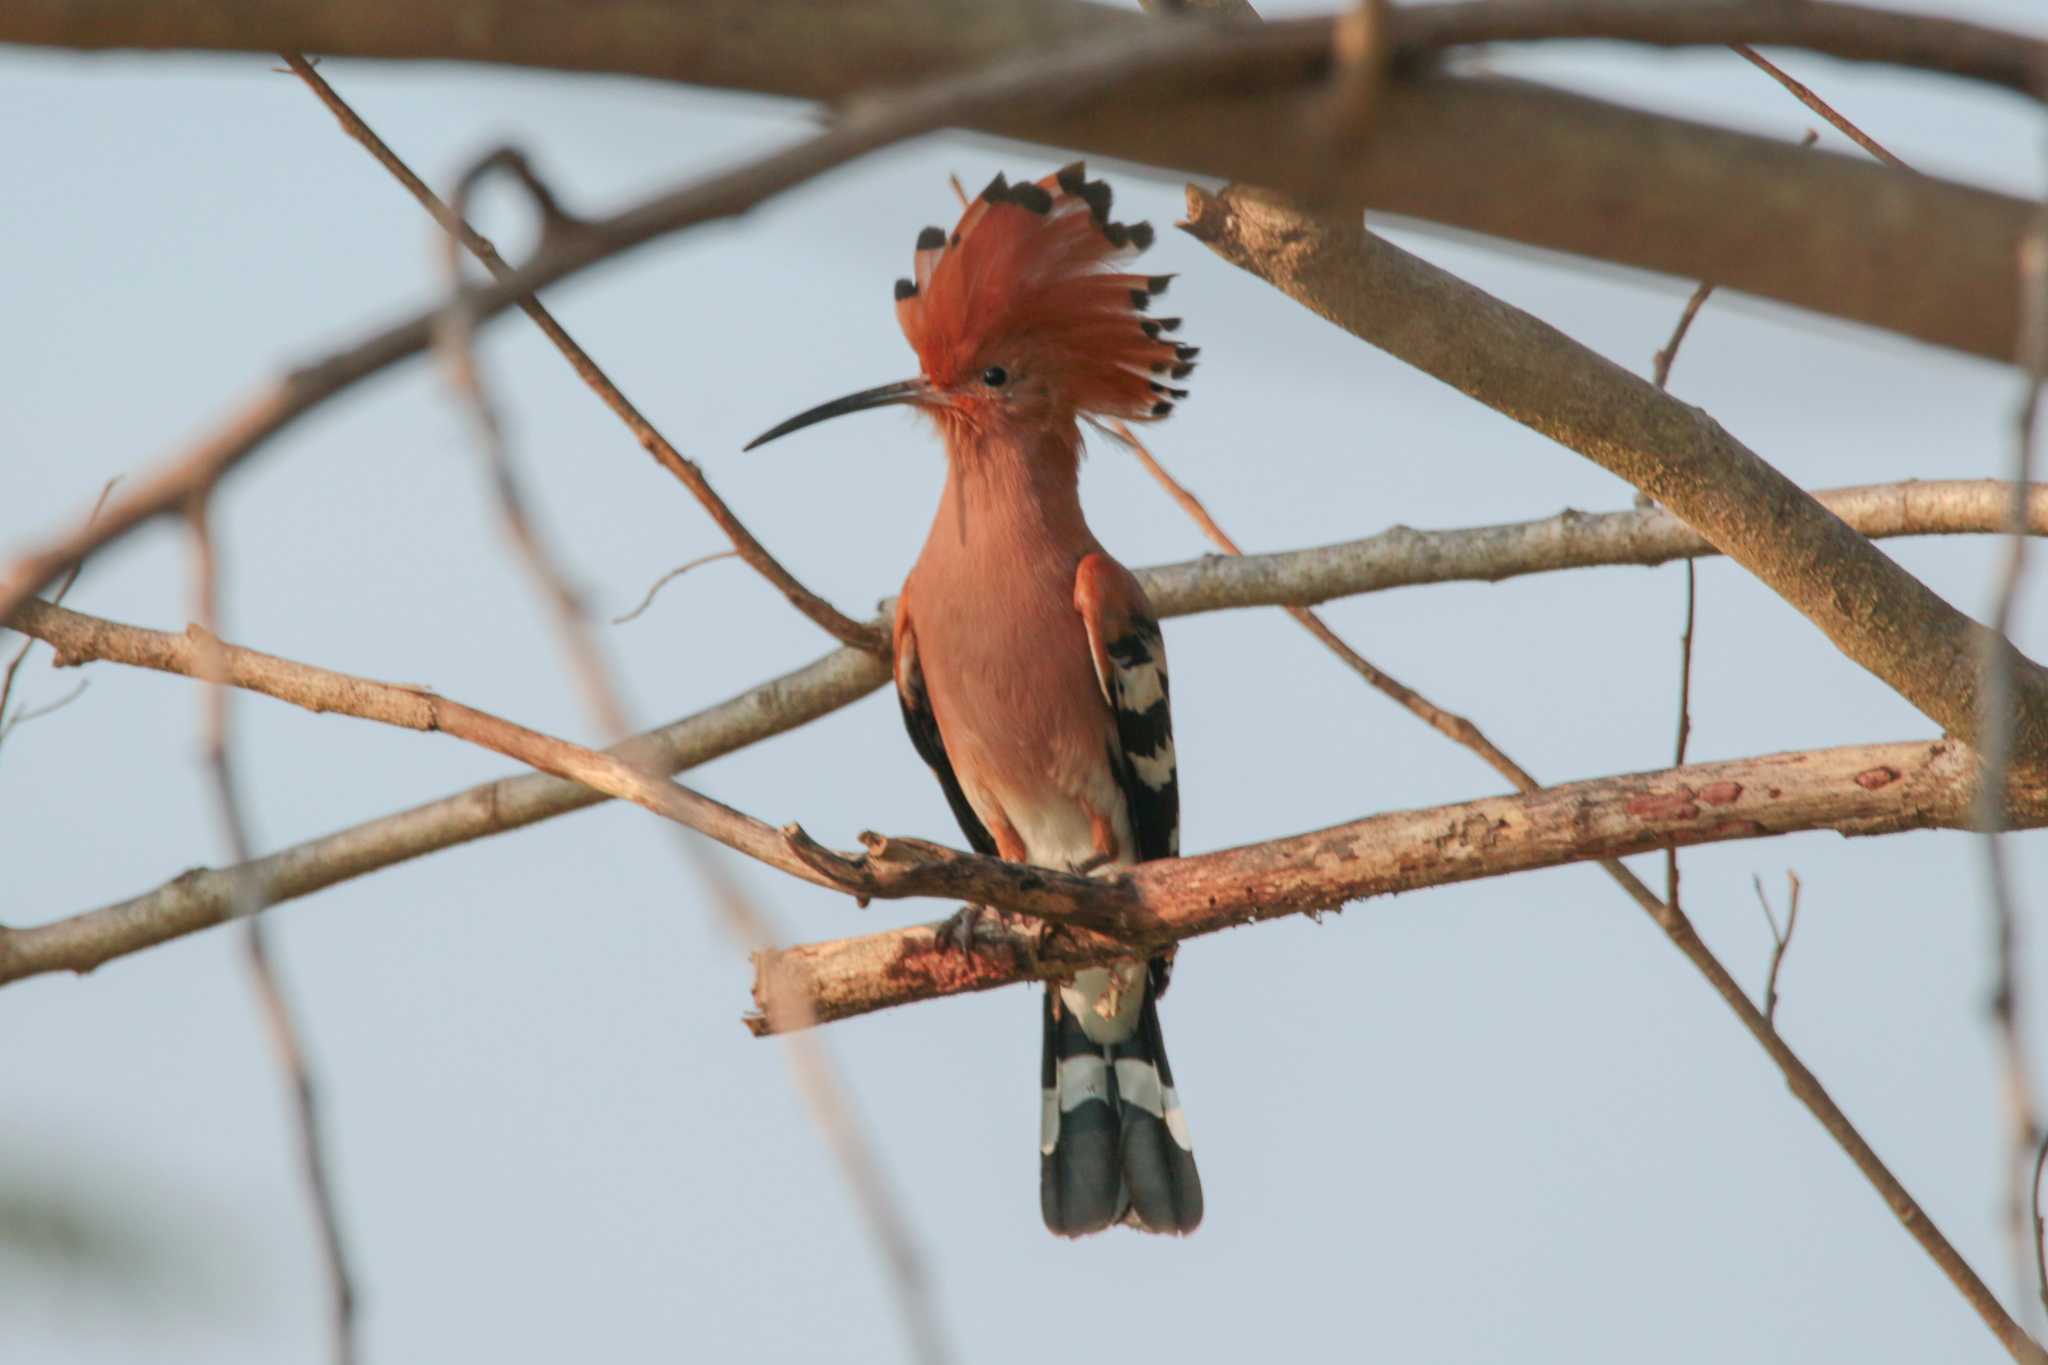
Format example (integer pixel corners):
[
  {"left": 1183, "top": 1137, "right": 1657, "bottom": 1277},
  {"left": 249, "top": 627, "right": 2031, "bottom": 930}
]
[
  {"left": 751, "top": 739, "right": 2048, "bottom": 1030},
  {"left": 5, "top": 480, "right": 2039, "bottom": 980}
]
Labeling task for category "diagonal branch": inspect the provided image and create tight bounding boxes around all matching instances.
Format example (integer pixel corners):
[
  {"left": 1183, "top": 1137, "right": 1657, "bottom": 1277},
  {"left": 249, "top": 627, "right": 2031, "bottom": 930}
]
[
  {"left": 1181, "top": 186, "right": 2048, "bottom": 763},
  {"left": 282, "top": 54, "right": 883, "bottom": 654},
  {"left": 1105, "top": 417, "right": 1671, "bottom": 919},
  {"left": 0, "top": 599, "right": 1130, "bottom": 977}
]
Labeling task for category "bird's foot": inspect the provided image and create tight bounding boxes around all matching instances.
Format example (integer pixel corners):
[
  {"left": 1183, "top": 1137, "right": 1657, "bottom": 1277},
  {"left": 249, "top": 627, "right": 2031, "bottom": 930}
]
[{"left": 938, "top": 904, "right": 1035, "bottom": 965}]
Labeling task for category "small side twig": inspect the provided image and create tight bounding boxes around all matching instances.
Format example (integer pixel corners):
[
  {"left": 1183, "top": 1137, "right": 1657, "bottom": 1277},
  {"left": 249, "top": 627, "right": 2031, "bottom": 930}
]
[
  {"left": 1322, "top": 0, "right": 1391, "bottom": 145},
  {"left": 0, "top": 477, "right": 118, "bottom": 756},
  {"left": 1731, "top": 43, "right": 1914, "bottom": 172},
  {"left": 0, "top": 679, "right": 91, "bottom": 745},
  {"left": 1752, "top": 869, "right": 1802, "bottom": 1027},
  {"left": 613, "top": 550, "right": 741, "bottom": 625},
  {"left": 185, "top": 499, "right": 356, "bottom": 1365}
]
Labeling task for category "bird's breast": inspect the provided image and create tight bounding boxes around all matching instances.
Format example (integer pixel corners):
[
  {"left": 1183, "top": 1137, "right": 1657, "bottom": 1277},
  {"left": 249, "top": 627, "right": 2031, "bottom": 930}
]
[{"left": 906, "top": 536, "right": 1126, "bottom": 871}]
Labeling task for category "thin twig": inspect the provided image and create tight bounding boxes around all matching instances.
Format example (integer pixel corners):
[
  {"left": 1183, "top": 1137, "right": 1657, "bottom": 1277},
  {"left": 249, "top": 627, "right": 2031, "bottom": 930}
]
[
  {"left": 184, "top": 501, "right": 356, "bottom": 1365},
  {"left": 435, "top": 147, "right": 632, "bottom": 740},
  {"left": 280, "top": 54, "right": 883, "bottom": 654},
  {"left": 1664, "top": 559, "right": 1696, "bottom": 910},
  {"left": 2033, "top": 1133, "right": 2048, "bottom": 1320},
  {"left": 0, "top": 477, "right": 118, "bottom": 756},
  {"left": 1984, "top": 191, "right": 2048, "bottom": 1337},
  {"left": 421, "top": 145, "right": 949, "bottom": 1358},
  {"left": 1649, "top": 130, "right": 1818, "bottom": 910},
  {"left": 1731, "top": 43, "right": 1914, "bottom": 172},
  {"left": 1651, "top": 280, "right": 1718, "bottom": 391},
  {"left": 613, "top": 551, "right": 740, "bottom": 625},
  {"left": 1650, "top": 260, "right": 1718, "bottom": 913},
  {"left": 0, "top": 679, "right": 90, "bottom": 744},
  {"left": 1752, "top": 870, "right": 1801, "bottom": 1027}
]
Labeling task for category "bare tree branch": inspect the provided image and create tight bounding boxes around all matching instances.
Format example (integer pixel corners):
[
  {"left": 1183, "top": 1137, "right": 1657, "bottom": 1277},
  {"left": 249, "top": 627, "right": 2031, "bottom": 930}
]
[
  {"left": 12, "top": 599, "right": 2048, "bottom": 1000},
  {"left": 1182, "top": 186, "right": 2048, "bottom": 763},
  {"left": 0, "top": 477, "right": 116, "bottom": 756},
  {"left": 1105, "top": 417, "right": 1672, "bottom": 920},
  {"left": 281, "top": 54, "right": 884, "bottom": 654},
  {"left": 3, "top": 4, "right": 2036, "bottom": 360},
  {"left": 749, "top": 738, "right": 2048, "bottom": 1026},
  {"left": 1985, "top": 199, "right": 2048, "bottom": 1339},
  {"left": 1731, "top": 43, "right": 1913, "bottom": 172},
  {"left": 184, "top": 503, "right": 357, "bottom": 1365},
  {"left": 15, "top": 1, "right": 2044, "bottom": 96},
  {"left": 5, "top": 482, "right": 2041, "bottom": 978},
  {"left": 1753, "top": 869, "right": 1801, "bottom": 1028},
  {"left": 613, "top": 552, "right": 741, "bottom": 625},
  {"left": 433, "top": 146, "right": 634, "bottom": 740},
  {"left": 9, "top": 12, "right": 2047, "bottom": 627}
]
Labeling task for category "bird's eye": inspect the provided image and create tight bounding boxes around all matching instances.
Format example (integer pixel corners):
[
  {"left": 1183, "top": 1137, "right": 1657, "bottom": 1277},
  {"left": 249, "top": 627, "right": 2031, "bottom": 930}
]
[{"left": 981, "top": 366, "right": 1009, "bottom": 388}]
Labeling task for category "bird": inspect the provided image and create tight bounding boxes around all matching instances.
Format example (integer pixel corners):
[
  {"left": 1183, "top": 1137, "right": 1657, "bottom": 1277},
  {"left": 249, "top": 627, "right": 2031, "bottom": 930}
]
[{"left": 746, "top": 163, "right": 1202, "bottom": 1237}]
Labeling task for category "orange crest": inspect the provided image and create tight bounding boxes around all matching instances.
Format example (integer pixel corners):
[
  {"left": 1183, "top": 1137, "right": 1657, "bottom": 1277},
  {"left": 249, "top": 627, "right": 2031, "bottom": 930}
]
[{"left": 893, "top": 164, "right": 1196, "bottom": 423}]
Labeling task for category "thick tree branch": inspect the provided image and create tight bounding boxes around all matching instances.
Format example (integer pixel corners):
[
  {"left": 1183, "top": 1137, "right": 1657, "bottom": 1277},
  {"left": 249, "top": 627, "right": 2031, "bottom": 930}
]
[
  {"left": 1183, "top": 187, "right": 2048, "bottom": 762},
  {"left": 753, "top": 737, "right": 2048, "bottom": 1029},
  {"left": 5, "top": 481, "right": 2040, "bottom": 978},
  {"left": 8, "top": 11, "right": 2042, "bottom": 622},
  {"left": 2, "top": 3, "right": 2033, "bottom": 362}
]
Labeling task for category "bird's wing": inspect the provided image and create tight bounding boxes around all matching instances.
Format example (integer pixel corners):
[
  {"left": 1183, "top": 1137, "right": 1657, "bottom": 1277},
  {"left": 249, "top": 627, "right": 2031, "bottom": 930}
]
[
  {"left": 893, "top": 595, "right": 999, "bottom": 858},
  {"left": 1074, "top": 552, "right": 1179, "bottom": 863}
]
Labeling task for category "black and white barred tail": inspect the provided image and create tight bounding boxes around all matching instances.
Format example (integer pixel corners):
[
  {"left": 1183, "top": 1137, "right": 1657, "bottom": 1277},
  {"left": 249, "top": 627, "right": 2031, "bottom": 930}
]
[{"left": 1040, "top": 961, "right": 1202, "bottom": 1237}]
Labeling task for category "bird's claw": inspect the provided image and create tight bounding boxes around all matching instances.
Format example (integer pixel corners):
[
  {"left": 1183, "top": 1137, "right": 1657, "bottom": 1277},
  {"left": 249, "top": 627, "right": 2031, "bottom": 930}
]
[{"left": 937, "top": 904, "right": 1037, "bottom": 965}]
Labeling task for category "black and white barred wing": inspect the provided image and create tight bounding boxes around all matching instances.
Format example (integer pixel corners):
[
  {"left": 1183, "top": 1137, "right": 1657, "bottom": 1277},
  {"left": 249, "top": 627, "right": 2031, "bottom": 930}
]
[{"left": 1074, "top": 553, "right": 1179, "bottom": 864}]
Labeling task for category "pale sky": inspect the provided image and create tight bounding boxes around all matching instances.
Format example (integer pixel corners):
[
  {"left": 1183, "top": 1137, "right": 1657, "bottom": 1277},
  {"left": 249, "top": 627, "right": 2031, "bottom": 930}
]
[{"left": 6, "top": 4, "right": 2048, "bottom": 1361}]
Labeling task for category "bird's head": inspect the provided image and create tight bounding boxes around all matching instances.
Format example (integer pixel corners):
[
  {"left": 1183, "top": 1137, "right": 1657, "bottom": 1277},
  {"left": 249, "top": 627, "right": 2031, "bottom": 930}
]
[{"left": 745, "top": 163, "right": 1196, "bottom": 452}]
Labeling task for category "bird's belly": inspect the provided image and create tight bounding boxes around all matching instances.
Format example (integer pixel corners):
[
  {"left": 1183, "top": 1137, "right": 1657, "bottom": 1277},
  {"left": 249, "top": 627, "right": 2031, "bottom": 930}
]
[{"left": 919, "top": 584, "right": 1130, "bottom": 873}]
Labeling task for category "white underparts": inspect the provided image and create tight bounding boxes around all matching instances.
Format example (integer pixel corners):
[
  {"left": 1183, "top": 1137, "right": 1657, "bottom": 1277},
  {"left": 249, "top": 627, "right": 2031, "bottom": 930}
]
[{"left": 1060, "top": 963, "right": 1145, "bottom": 1045}]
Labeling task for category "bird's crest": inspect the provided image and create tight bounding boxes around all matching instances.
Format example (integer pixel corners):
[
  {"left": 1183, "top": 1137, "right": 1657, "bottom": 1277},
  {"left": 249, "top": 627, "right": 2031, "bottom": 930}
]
[{"left": 893, "top": 163, "right": 1197, "bottom": 422}]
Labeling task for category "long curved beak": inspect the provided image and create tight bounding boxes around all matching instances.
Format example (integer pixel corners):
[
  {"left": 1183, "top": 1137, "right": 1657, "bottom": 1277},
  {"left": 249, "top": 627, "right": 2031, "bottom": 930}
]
[{"left": 743, "top": 378, "right": 933, "bottom": 451}]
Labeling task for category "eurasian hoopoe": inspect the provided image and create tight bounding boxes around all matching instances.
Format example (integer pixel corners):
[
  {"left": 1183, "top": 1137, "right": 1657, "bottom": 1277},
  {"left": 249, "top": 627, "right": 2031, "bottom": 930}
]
[{"left": 748, "top": 164, "right": 1202, "bottom": 1237}]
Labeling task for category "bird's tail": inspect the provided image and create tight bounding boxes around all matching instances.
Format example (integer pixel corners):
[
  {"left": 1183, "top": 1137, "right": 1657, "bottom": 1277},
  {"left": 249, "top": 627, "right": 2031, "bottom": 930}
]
[{"left": 1039, "top": 961, "right": 1203, "bottom": 1236}]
